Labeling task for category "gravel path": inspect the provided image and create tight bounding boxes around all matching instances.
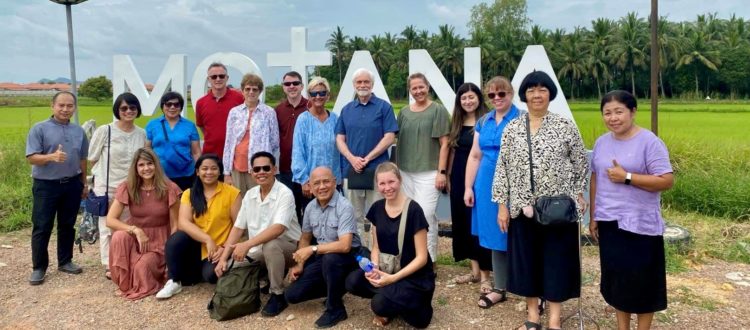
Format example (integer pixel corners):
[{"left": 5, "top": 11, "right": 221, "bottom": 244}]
[{"left": 1, "top": 229, "right": 748, "bottom": 329}]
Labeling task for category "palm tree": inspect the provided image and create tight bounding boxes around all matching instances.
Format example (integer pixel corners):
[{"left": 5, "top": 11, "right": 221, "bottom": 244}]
[
  {"left": 368, "top": 35, "right": 393, "bottom": 74},
  {"left": 351, "top": 36, "right": 368, "bottom": 51},
  {"left": 325, "top": 26, "right": 349, "bottom": 84},
  {"left": 609, "top": 12, "right": 648, "bottom": 97},
  {"left": 435, "top": 24, "right": 464, "bottom": 88},
  {"left": 676, "top": 26, "right": 721, "bottom": 97},
  {"left": 556, "top": 27, "right": 588, "bottom": 99},
  {"left": 588, "top": 18, "right": 616, "bottom": 98}
]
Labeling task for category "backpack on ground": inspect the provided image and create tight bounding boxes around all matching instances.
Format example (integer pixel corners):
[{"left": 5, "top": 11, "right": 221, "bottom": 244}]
[{"left": 207, "top": 257, "right": 261, "bottom": 321}]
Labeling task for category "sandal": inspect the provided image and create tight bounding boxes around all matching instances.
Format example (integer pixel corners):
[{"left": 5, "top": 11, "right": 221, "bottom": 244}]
[
  {"left": 479, "top": 280, "right": 493, "bottom": 294},
  {"left": 105, "top": 269, "right": 112, "bottom": 280},
  {"left": 477, "top": 289, "right": 507, "bottom": 309},
  {"left": 517, "top": 321, "right": 542, "bottom": 330},
  {"left": 452, "top": 273, "right": 479, "bottom": 284},
  {"left": 372, "top": 315, "right": 391, "bottom": 327},
  {"left": 527, "top": 298, "right": 546, "bottom": 316}
]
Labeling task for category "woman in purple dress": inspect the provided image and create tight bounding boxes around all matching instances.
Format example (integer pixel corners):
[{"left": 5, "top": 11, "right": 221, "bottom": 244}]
[{"left": 590, "top": 90, "right": 674, "bottom": 330}]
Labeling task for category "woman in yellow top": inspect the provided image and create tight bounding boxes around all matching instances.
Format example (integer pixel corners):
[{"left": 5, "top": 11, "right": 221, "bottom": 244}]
[{"left": 156, "top": 154, "right": 241, "bottom": 299}]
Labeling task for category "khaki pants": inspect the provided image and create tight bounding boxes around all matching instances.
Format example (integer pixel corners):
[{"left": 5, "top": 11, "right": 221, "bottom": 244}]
[
  {"left": 231, "top": 169, "right": 257, "bottom": 197},
  {"left": 344, "top": 179, "right": 380, "bottom": 249},
  {"left": 247, "top": 237, "right": 297, "bottom": 295}
]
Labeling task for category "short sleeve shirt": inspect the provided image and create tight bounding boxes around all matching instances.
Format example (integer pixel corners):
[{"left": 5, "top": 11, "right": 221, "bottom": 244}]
[
  {"left": 335, "top": 94, "right": 398, "bottom": 175},
  {"left": 181, "top": 182, "right": 240, "bottom": 259},
  {"left": 26, "top": 117, "right": 88, "bottom": 180},
  {"left": 591, "top": 129, "right": 673, "bottom": 236},
  {"left": 302, "top": 192, "right": 361, "bottom": 247},
  {"left": 88, "top": 123, "right": 147, "bottom": 192},
  {"left": 234, "top": 180, "right": 302, "bottom": 255},
  {"left": 367, "top": 199, "right": 432, "bottom": 276},
  {"left": 396, "top": 102, "right": 451, "bottom": 172},
  {"left": 195, "top": 88, "right": 245, "bottom": 158},
  {"left": 145, "top": 116, "right": 200, "bottom": 178}
]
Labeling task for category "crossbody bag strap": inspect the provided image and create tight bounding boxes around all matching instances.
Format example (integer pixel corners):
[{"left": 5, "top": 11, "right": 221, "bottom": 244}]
[
  {"left": 160, "top": 120, "right": 170, "bottom": 142},
  {"left": 396, "top": 197, "right": 411, "bottom": 256},
  {"left": 106, "top": 125, "right": 111, "bottom": 196},
  {"left": 525, "top": 114, "right": 535, "bottom": 194}
]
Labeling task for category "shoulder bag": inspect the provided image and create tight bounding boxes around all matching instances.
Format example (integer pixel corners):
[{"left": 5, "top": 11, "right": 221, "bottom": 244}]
[
  {"left": 378, "top": 198, "right": 411, "bottom": 274},
  {"left": 85, "top": 125, "right": 111, "bottom": 217},
  {"left": 525, "top": 114, "right": 577, "bottom": 226}
]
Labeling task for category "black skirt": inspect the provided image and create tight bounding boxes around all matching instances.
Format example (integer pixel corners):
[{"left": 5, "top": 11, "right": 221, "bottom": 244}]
[
  {"left": 598, "top": 220, "right": 667, "bottom": 314},
  {"left": 507, "top": 214, "right": 580, "bottom": 302}
]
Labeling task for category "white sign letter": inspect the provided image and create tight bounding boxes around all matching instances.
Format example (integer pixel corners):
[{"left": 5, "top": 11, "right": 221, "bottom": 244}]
[
  {"left": 267, "top": 27, "right": 332, "bottom": 96},
  {"left": 511, "top": 45, "right": 574, "bottom": 122},
  {"left": 112, "top": 54, "right": 186, "bottom": 116}
]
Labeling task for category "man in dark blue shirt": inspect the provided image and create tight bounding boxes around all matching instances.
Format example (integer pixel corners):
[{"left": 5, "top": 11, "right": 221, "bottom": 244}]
[{"left": 335, "top": 68, "right": 398, "bottom": 248}]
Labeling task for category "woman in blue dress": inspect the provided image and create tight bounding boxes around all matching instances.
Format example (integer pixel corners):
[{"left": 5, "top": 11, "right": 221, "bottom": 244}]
[{"left": 463, "top": 76, "right": 521, "bottom": 308}]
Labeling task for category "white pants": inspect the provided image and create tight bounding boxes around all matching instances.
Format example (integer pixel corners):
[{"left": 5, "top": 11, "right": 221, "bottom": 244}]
[
  {"left": 94, "top": 184, "right": 128, "bottom": 266},
  {"left": 344, "top": 179, "right": 380, "bottom": 249},
  {"left": 400, "top": 170, "right": 440, "bottom": 262}
]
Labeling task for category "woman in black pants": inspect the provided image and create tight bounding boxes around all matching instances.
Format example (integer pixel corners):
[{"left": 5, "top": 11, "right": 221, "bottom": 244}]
[
  {"left": 345, "top": 162, "right": 436, "bottom": 328},
  {"left": 155, "top": 154, "right": 241, "bottom": 299}
]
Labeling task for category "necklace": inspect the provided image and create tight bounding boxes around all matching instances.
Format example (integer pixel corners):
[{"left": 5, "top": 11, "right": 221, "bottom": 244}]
[{"left": 141, "top": 185, "right": 155, "bottom": 196}]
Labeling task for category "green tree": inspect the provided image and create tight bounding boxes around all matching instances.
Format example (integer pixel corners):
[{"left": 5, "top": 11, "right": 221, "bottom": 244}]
[
  {"left": 609, "top": 12, "right": 648, "bottom": 97},
  {"left": 468, "top": 0, "right": 529, "bottom": 39},
  {"left": 717, "top": 45, "right": 750, "bottom": 98},
  {"left": 325, "top": 26, "right": 349, "bottom": 84},
  {"left": 556, "top": 28, "right": 588, "bottom": 99},
  {"left": 676, "top": 26, "right": 721, "bottom": 97},
  {"left": 78, "top": 76, "right": 112, "bottom": 101}
]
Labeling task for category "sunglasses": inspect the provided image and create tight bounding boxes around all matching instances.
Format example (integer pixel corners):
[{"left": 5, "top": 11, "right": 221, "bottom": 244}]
[
  {"left": 164, "top": 101, "right": 182, "bottom": 109},
  {"left": 309, "top": 90, "right": 328, "bottom": 97},
  {"left": 283, "top": 81, "right": 302, "bottom": 87},
  {"left": 487, "top": 91, "right": 508, "bottom": 99},
  {"left": 243, "top": 87, "right": 261, "bottom": 93},
  {"left": 119, "top": 105, "right": 138, "bottom": 112},
  {"left": 252, "top": 165, "right": 272, "bottom": 173},
  {"left": 209, "top": 74, "right": 227, "bottom": 80}
]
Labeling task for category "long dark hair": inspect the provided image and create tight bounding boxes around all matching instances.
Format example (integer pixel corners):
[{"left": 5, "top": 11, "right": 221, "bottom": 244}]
[
  {"left": 190, "top": 154, "right": 225, "bottom": 218},
  {"left": 449, "top": 83, "right": 489, "bottom": 147}
]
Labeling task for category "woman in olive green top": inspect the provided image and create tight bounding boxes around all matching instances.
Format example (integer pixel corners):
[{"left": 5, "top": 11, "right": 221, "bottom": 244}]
[{"left": 396, "top": 73, "right": 451, "bottom": 265}]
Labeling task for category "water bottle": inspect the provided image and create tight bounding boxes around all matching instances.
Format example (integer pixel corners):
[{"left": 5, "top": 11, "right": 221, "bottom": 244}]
[{"left": 356, "top": 255, "right": 380, "bottom": 279}]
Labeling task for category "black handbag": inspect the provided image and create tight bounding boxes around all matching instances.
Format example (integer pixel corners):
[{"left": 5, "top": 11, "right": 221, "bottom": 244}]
[
  {"left": 346, "top": 167, "right": 376, "bottom": 190},
  {"left": 85, "top": 125, "right": 111, "bottom": 217},
  {"left": 524, "top": 114, "right": 577, "bottom": 226}
]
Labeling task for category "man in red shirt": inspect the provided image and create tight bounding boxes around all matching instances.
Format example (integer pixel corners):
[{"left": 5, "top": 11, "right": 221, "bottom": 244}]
[
  {"left": 195, "top": 62, "right": 244, "bottom": 159},
  {"left": 275, "top": 71, "right": 309, "bottom": 224}
]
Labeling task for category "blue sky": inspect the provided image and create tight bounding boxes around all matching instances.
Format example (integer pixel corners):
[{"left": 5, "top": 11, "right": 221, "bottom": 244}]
[{"left": 1, "top": 0, "right": 748, "bottom": 85}]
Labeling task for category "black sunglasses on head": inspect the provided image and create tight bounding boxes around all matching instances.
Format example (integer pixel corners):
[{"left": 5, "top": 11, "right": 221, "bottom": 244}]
[{"left": 252, "top": 165, "right": 272, "bottom": 173}]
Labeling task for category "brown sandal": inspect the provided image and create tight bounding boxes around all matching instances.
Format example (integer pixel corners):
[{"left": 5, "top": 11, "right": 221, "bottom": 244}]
[
  {"left": 479, "top": 280, "right": 493, "bottom": 294},
  {"left": 452, "top": 273, "right": 479, "bottom": 284},
  {"left": 372, "top": 315, "right": 391, "bottom": 327}
]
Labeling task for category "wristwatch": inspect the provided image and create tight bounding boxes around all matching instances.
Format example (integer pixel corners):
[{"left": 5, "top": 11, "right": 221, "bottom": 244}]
[
  {"left": 311, "top": 245, "right": 318, "bottom": 255},
  {"left": 439, "top": 169, "right": 447, "bottom": 175},
  {"left": 624, "top": 172, "right": 632, "bottom": 185}
]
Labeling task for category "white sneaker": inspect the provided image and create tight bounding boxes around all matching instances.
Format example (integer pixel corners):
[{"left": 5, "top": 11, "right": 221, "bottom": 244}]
[{"left": 156, "top": 279, "right": 182, "bottom": 299}]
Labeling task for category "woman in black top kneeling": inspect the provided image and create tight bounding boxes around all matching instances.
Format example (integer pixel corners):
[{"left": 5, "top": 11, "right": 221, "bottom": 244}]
[{"left": 345, "top": 162, "right": 436, "bottom": 328}]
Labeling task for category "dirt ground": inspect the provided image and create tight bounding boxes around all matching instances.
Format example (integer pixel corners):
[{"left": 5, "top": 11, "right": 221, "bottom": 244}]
[{"left": 1, "top": 228, "right": 748, "bottom": 329}]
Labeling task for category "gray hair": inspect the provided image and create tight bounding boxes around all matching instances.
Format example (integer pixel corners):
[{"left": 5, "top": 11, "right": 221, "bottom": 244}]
[
  {"left": 307, "top": 76, "right": 331, "bottom": 93},
  {"left": 207, "top": 62, "right": 227, "bottom": 73},
  {"left": 352, "top": 68, "right": 374, "bottom": 83}
]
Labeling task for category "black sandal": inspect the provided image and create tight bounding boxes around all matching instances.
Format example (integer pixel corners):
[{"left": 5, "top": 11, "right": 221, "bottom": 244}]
[
  {"left": 519, "top": 320, "right": 542, "bottom": 330},
  {"left": 527, "top": 297, "right": 546, "bottom": 316},
  {"left": 105, "top": 269, "right": 111, "bottom": 280},
  {"left": 477, "top": 289, "right": 507, "bottom": 309}
]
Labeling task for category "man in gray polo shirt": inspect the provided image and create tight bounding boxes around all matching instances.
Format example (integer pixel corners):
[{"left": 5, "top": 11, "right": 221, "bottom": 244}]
[
  {"left": 285, "top": 166, "right": 360, "bottom": 329},
  {"left": 25, "top": 91, "right": 89, "bottom": 285}
]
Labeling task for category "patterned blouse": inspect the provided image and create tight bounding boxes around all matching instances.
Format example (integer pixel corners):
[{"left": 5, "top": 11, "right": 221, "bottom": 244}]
[
  {"left": 291, "top": 110, "right": 343, "bottom": 185},
  {"left": 491, "top": 112, "right": 589, "bottom": 218},
  {"left": 222, "top": 103, "right": 280, "bottom": 174}
]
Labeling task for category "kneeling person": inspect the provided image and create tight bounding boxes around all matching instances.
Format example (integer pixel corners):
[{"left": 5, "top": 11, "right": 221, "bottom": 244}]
[
  {"left": 285, "top": 166, "right": 361, "bottom": 328},
  {"left": 215, "top": 151, "right": 301, "bottom": 317}
]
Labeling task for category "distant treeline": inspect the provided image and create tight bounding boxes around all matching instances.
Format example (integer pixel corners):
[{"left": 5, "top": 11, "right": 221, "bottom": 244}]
[{"left": 314, "top": 0, "right": 750, "bottom": 101}]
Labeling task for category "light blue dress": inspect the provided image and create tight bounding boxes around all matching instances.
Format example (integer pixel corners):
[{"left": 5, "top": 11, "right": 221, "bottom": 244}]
[{"left": 471, "top": 105, "right": 521, "bottom": 251}]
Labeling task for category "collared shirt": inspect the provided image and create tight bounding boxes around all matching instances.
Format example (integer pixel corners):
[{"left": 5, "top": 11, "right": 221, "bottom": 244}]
[
  {"left": 222, "top": 103, "right": 280, "bottom": 174},
  {"left": 26, "top": 116, "right": 88, "bottom": 180},
  {"left": 145, "top": 116, "right": 200, "bottom": 178},
  {"left": 491, "top": 112, "right": 590, "bottom": 218},
  {"left": 181, "top": 182, "right": 241, "bottom": 259},
  {"left": 335, "top": 94, "right": 398, "bottom": 175},
  {"left": 88, "top": 123, "right": 146, "bottom": 194},
  {"left": 291, "top": 110, "right": 342, "bottom": 185},
  {"left": 592, "top": 129, "right": 673, "bottom": 236},
  {"left": 302, "top": 192, "right": 361, "bottom": 246},
  {"left": 275, "top": 97, "right": 308, "bottom": 174},
  {"left": 196, "top": 88, "right": 245, "bottom": 158},
  {"left": 234, "top": 180, "right": 302, "bottom": 255}
]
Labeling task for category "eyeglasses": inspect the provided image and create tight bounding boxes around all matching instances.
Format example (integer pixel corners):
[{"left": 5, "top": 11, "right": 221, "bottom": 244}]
[
  {"left": 309, "top": 90, "right": 328, "bottom": 98},
  {"left": 311, "top": 178, "right": 334, "bottom": 187},
  {"left": 283, "top": 81, "right": 302, "bottom": 87},
  {"left": 487, "top": 91, "right": 508, "bottom": 99},
  {"left": 119, "top": 105, "right": 138, "bottom": 112},
  {"left": 252, "top": 165, "right": 272, "bottom": 173},
  {"left": 209, "top": 74, "right": 227, "bottom": 80},
  {"left": 164, "top": 101, "right": 181, "bottom": 109}
]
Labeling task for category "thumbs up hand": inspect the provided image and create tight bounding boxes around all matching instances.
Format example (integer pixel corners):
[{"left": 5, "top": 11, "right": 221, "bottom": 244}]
[
  {"left": 606, "top": 159, "right": 626, "bottom": 183},
  {"left": 49, "top": 144, "right": 68, "bottom": 163}
]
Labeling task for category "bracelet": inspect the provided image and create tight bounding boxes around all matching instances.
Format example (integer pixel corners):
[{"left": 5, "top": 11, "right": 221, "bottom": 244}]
[{"left": 127, "top": 226, "right": 136, "bottom": 235}]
